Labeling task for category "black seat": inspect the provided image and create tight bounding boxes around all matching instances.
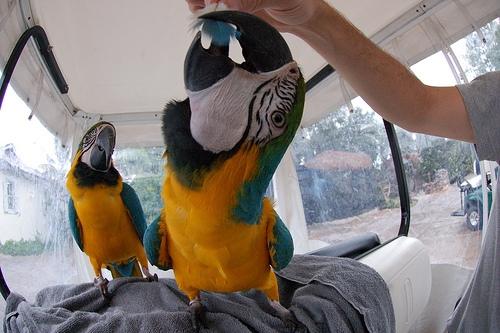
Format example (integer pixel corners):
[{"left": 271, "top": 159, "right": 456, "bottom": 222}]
[{"left": 307, "top": 232, "right": 381, "bottom": 259}]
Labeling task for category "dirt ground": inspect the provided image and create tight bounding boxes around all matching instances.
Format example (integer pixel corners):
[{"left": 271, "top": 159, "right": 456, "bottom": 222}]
[
  {"left": 309, "top": 185, "right": 482, "bottom": 269},
  {"left": 0, "top": 252, "right": 80, "bottom": 315}
]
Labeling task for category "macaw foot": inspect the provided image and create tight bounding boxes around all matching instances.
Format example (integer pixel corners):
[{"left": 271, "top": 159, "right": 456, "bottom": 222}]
[
  {"left": 270, "top": 300, "right": 301, "bottom": 332},
  {"left": 142, "top": 267, "right": 158, "bottom": 282},
  {"left": 188, "top": 298, "right": 207, "bottom": 332},
  {"left": 94, "top": 276, "right": 110, "bottom": 300}
]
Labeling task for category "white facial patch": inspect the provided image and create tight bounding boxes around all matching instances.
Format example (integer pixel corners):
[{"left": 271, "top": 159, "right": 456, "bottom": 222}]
[
  {"left": 187, "top": 62, "right": 300, "bottom": 153},
  {"left": 247, "top": 63, "right": 300, "bottom": 145}
]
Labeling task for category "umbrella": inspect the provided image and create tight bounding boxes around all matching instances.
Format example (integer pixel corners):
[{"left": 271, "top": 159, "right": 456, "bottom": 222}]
[{"left": 304, "top": 150, "right": 373, "bottom": 171}]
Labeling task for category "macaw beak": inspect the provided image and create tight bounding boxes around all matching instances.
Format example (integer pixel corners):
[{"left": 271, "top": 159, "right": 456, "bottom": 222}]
[
  {"left": 80, "top": 122, "right": 116, "bottom": 173},
  {"left": 184, "top": 10, "right": 293, "bottom": 92}
]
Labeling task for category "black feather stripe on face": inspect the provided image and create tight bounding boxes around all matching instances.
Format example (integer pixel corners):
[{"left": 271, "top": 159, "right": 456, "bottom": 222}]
[
  {"left": 73, "top": 163, "right": 119, "bottom": 187},
  {"left": 248, "top": 67, "right": 298, "bottom": 146},
  {"left": 162, "top": 99, "right": 225, "bottom": 188}
]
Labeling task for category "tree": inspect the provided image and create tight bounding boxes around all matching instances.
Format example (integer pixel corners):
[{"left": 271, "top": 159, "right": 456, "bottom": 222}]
[
  {"left": 418, "top": 140, "right": 474, "bottom": 183},
  {"left": 114, "top": 147, "right": 165, "bottom": 223},
  {"left": 465, "top": 19, "right": 500, "bottom": 76},
  {"left": 293, "top": 107, "right": 389, "bottom": 224}
]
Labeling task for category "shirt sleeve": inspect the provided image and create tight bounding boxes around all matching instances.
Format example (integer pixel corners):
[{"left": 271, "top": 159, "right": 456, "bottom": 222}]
[{"left": 457, "top": 71, "right": 500, "bottom": 161}]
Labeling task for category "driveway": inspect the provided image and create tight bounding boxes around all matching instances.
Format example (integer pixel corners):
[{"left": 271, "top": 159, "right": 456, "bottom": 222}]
[{"left": 309, "top": 185, "right": 482, "bottom": 269}]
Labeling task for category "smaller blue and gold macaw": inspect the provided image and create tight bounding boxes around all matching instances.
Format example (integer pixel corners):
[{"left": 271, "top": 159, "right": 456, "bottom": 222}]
[{"left": 66, "top": 122, "right": 156, "bottom": 298}]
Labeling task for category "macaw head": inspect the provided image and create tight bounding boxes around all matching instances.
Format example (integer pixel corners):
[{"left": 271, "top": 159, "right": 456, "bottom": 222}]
[
  {"left": 71, "top": 121, "right": 119, "bottom": 187},
  {"left": 77, "top": 121, "right": 116, "bottom": 172},
  {"left": 163, "top": 11, "right": 305, "bottom": 189}
]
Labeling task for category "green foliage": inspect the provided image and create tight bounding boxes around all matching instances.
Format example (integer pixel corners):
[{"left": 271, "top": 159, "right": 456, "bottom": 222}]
[
  {"left": 381, "top": 198, "right": 401, "bottom": 209},
  {"left": 114, "top": 147, "right": 165, "bottom": 224},
  {"left": 294, "top": 107, "right": 389, "bottom": 224},
  {"left": 0, "top": 238, "right": 45, "bottom": 256},
  {"left": 129, "top": 176, "right": 163, "bottom": 223},
  {"left": 419, "top": 140, "right": 474, "bottom": 183},
  {"left": 294, "top": 106, "right": 475, "bottom": 224},
  {"left": 291, "top": 19, "right": 499, "bottom": 225},
  {"left": 294, "top": 107, "right": 388, "bottom": 164}
]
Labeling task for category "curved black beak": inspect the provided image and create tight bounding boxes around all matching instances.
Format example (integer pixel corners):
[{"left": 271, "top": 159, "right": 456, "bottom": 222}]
[
  {"left": 90, "top": 126, "right": 115, "bottom": 172},
  {"left": 184, "top": 10, "right": 293, "bottom": 92},
  {"left": 184, "top": 31, "right": 235, "bottom": 92},
  {"left": 79, "top": 122, "right": 116, "bottom": 173}
]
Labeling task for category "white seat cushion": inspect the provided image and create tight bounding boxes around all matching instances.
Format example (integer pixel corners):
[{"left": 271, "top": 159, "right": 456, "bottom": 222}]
[{"left": 359, "top": 237, "right": 431, "bottom": 333}]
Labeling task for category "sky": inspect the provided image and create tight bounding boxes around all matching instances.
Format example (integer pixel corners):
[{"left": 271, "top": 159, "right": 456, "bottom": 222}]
[{"left": 0, "top": 85, "right": 60, "bottom": 169}]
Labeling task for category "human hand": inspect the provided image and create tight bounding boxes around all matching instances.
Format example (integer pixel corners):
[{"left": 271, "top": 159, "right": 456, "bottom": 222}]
[{"left": 185, "top": 0, "right": 325, "bottom": 33}]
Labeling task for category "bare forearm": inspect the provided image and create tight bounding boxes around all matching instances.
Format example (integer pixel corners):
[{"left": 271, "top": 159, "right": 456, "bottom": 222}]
[{"left": 289, "top": 2, "right": 474, "bottom": 142}]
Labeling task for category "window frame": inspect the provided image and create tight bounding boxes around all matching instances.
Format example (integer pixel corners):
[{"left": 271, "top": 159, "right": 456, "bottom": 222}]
[{"left": 3, "top": 180, "right": 18, "bottom": 215}]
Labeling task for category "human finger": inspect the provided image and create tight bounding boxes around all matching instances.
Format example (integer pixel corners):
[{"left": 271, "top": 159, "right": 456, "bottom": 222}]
[{"left": 186, "top": 0, "right": 207, "bottom": 12}]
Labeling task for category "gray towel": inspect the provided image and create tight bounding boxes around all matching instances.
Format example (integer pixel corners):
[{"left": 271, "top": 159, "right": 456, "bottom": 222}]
[{"left": 3, "top": 255, "right": 394, "bottom": 333}]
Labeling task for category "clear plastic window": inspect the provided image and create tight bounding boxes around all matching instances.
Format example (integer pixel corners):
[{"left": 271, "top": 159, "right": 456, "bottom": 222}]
[
  {"left": 113, "top": 147, "right": 165, "bottom": 224},
  {"left": 293, "top": 101, "right": 400, "bottom": 245},
  {"left": 0, "top": 86, "right": 77, "bottom": 314},
  {"left": 451, "top": 18, "right": 500, "bottom": 80},
  {"left": 297, "top": 18, "right": 499, "bottom": 269}
]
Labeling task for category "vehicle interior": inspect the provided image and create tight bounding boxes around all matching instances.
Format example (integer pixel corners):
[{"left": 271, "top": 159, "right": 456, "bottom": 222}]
[{"left": 0, "top": 0, "right": 499, "bottom": 332}]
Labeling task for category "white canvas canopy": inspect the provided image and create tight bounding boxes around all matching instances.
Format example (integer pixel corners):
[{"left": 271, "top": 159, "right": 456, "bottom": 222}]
[{"left": 1, "top": 0, "right": 499, "bottom": 147}]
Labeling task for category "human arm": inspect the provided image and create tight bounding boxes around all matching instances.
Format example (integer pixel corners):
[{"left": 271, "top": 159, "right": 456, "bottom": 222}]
[{"left": 185, "top": 0, "right": 475, "bottom": 142}]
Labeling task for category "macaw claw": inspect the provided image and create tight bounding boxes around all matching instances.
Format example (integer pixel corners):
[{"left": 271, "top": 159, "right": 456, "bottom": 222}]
[
  {"left": 188, "top": 298, "right": 207, "bottom": 332},
  {"left": 269, "top": 300, "right": 302, "bottom": 332},
  {"left": 94, "top": 276, "right": 110, "bottom": 300},
  {"left": 145, "top": 273, "right": 158, "bottom": 282},
  {"left": 142, "top": 267, "right": 158, "bottom": 282}
]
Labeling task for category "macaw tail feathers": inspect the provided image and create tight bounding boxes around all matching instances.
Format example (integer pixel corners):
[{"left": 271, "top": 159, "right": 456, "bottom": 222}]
[{"left": 107, "top": 258, "right": 142, "bottom": 278}]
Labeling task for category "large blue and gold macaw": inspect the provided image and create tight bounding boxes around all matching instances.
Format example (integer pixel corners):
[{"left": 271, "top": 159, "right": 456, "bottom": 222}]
[
  {"left": 144, "top": 11, "right": 305, "bottom": 329},
  {"left": 66, "top": 121, "right": 156, "bottom": 298}
]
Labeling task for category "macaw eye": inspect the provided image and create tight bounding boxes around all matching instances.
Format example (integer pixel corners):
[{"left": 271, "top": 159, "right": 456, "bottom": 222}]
[{"left": 271, "top": 111, "right": 286, "bottom": 128}]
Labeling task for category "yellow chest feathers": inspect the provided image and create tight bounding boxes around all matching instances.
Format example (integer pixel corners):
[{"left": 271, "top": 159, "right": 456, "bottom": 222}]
[
  {"left": 162, "top": 145, "right": 261, "bottom": 225},
  {"left": 66, "top": 169, "right": 126, "bottom": 228}
]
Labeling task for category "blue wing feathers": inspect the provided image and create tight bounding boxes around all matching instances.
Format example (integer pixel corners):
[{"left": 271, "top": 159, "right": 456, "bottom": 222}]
[
  {"left": 269, "top": 214, "right": 294, "bottom": 271},
  {"left": 121, "top": 182, "right": 147, "bottom": 241},
  {"left": 68, "top": 198, "right": 83, "bottom": 251},
  {"left": 144, "top": 215, "right": 169, "bottom": 270},
  {"left": 109, "top": 260, "right": 140, "bottom": 277}
]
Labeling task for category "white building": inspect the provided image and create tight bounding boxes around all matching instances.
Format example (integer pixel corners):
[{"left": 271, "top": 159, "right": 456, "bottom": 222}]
[{"left": 0, "top": 144, "right": 66, "bottom": 244}]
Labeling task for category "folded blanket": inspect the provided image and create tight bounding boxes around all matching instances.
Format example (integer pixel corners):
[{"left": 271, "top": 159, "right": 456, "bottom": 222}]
[{"left": 3, "top": 255, "right": 394, "bottom": 333}]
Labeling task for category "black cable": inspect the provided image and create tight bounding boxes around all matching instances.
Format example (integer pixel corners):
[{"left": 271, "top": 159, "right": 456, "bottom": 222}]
[
  {"left": 0, "top": 25, "right": 68, "bottom": 300},
  {"left": 0, "top": 267, "right": 9, "bottom": 300},
  {"left": 0, "top": 25, "right": 68, "bottom": 110},
  {"left": 384, "top": 120, "right": 411, "bottom": 236}
]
